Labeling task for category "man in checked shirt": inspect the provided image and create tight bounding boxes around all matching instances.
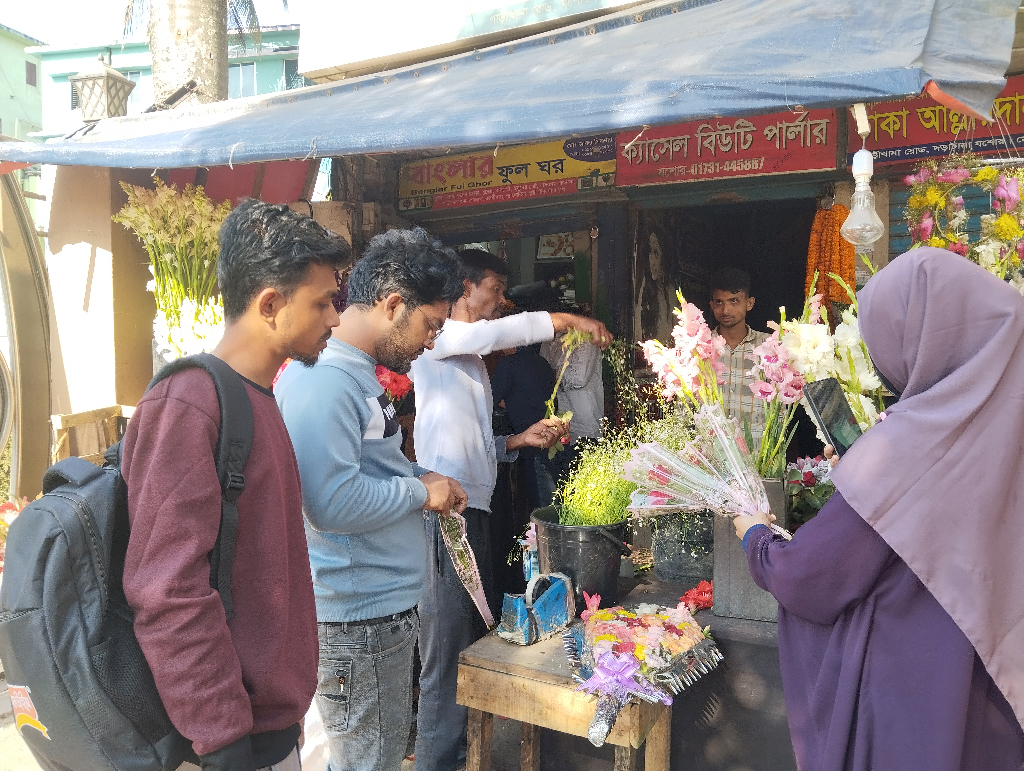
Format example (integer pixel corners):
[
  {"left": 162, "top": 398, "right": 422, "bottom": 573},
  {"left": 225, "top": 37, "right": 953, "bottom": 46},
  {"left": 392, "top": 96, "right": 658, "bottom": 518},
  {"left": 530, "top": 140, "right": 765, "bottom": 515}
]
[{"left": 709, "top": 267, "right": 769, "bottom": 444}]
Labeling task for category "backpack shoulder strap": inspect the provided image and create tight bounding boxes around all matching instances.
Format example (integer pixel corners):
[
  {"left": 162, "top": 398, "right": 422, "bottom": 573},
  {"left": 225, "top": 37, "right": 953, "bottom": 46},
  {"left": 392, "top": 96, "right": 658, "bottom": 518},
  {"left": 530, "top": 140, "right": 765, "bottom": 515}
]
[{"left": 147, "top": 353, "right": 254, "bottom": 620}]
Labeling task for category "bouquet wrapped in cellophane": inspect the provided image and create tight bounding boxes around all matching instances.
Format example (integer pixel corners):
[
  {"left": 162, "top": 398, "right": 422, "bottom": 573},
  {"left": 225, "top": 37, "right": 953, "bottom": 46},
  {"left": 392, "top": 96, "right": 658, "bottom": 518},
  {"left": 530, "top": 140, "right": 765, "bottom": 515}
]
[
  {"left": 563, "top": 592, "right": 723, "bottom": 747},
  {"left": 621, "top": 403, "right": 791, "bottom": 540}
]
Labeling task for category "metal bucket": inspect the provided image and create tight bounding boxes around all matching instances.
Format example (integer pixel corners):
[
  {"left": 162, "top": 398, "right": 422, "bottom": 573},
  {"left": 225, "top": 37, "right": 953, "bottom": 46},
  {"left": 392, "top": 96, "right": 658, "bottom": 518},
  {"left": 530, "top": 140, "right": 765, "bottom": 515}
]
[{"left": 530, "top": 506, "right": 630, "bottom": 612}]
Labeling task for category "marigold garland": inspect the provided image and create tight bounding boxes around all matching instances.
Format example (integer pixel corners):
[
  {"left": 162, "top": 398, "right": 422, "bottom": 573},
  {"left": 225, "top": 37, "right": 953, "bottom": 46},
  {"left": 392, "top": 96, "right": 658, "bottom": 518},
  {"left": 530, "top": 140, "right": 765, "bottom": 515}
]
[{"left": 805, "top": 203, "right": 855, "bottom": 305}]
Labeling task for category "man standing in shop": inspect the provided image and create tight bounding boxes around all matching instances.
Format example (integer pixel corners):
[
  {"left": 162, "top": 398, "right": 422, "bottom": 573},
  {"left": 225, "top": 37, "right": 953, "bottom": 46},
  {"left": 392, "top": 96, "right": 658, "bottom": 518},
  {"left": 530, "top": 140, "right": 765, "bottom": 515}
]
[
  {"left": 276, "top": 227, "right": 469, "bottom": 771},
  {"left": 411, "top": 248, "right": 612, "bottom": 771},
  {"left": 709, "top": 267, "right": 770, "bottom": 443},
  {"left": 121, "top": 200, "right": 350, "bottom": 771}
]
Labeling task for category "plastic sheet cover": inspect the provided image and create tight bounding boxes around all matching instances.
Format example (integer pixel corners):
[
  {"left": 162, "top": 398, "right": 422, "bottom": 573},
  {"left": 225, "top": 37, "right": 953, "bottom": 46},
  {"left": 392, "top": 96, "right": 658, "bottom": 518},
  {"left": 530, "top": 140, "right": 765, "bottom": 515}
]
[{"left": 0, "top": 0, "right": 1018, "bottom": 170}]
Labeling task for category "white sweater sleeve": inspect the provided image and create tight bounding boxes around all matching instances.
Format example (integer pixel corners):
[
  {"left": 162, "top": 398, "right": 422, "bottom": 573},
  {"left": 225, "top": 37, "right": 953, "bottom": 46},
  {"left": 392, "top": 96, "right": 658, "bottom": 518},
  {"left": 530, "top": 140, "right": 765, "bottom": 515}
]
[{"left": 428, "top": 312, "right": 555, "bottom": 358}]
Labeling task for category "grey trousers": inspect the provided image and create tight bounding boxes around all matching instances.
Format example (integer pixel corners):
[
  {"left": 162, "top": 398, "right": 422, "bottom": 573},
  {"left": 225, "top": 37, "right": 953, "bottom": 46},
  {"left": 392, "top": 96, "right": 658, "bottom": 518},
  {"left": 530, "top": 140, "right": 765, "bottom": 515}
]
[
  {"left": 315, "top": 611, "right": 419, "bottom": 771},
  {"left": 415, "top": 509, "right": 494, "bottom": 771}
]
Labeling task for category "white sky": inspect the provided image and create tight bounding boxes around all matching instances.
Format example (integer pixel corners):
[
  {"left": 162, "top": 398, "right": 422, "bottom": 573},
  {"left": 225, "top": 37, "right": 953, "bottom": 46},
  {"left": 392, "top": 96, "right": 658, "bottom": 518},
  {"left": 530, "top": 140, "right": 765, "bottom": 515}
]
[{"left": 1, "top": 0, "right": 295, "bottom": 48}]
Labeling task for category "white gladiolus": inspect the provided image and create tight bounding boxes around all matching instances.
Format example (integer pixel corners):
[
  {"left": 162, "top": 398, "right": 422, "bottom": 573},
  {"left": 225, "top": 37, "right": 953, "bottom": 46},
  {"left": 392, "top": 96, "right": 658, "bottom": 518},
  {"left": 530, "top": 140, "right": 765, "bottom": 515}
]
[
  {"left": 831, "top": 309, "right": 881, "bottom": 392},
  {"left": 779, "top": 321, "right": 836, "bottom": 382},
  {"left": 153, "top": 297, "right": 225, "bottom": 359}
]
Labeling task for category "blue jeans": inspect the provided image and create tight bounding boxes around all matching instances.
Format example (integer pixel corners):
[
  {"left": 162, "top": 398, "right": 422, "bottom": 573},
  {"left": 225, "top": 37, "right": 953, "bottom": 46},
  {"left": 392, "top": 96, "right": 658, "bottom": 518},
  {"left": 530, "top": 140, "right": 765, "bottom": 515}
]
[
  {"left": 315, "top": 610, "right": 419, "bottom": 771},
  {"left": 415, "top": 509, "right": 494, "bottom": 771}
]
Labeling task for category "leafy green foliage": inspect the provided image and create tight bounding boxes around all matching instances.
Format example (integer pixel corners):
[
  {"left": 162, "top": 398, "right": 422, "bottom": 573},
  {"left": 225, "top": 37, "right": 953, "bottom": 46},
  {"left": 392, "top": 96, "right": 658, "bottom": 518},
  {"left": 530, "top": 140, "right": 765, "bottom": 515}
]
[{"left": 556, "top": 406, "right": 694, "bottom": 527}]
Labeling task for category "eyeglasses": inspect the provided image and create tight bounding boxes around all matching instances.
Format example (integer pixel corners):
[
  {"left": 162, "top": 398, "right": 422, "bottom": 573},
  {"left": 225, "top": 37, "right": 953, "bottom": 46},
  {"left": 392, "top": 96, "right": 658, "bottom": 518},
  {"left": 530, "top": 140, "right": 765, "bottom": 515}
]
[{"left": 415, "top": 307, "right": 445, "bottom": 339}]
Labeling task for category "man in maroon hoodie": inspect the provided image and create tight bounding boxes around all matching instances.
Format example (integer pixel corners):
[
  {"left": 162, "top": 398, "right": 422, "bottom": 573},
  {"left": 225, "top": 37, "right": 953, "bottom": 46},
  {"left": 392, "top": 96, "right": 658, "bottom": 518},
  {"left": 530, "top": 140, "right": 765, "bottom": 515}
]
[{"left": 120, "top": 199, "right": 350, "bottom": 771}]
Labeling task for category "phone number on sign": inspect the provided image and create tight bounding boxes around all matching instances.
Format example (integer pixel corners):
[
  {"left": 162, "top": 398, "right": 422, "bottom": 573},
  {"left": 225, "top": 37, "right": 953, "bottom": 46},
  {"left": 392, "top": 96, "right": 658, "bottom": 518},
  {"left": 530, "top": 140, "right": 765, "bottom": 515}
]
[{"left": 657, "top": 158, "right": 766, "bottom": 179}]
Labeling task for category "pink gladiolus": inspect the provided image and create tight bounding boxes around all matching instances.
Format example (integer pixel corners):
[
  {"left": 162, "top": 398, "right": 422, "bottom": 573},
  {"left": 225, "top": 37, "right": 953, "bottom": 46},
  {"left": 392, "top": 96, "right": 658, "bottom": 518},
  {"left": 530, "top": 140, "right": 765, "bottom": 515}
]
[
  {"left": 807, "top": 293, "right": 823, "bottom": 324},
  {"left": 918, "top": 210, "right": 934, "bottom": 241},
  {"left": 778, "top": 382, "right": 804, "bottom": 404},
  {"left": 936, "top": 167, "right": 970, "bottom": 184},
  {"left": 749, "top": 380, "right": 777, "bottom": 400},
  {"left": 903, "top": 167, "right": 932, "bottom": 186},
  {"left": 951, "top": 195, "right": 965, "bottom": 210},
  {"left": 993, "top": 174, "right": 1020, "bottom": 212}
]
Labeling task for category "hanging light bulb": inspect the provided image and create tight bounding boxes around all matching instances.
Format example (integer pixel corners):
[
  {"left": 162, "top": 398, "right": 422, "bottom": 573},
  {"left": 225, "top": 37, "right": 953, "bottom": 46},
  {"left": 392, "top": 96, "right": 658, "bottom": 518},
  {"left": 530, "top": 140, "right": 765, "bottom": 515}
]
[{"left": 840, "top": 148, "right": 885, "bottom": 251}]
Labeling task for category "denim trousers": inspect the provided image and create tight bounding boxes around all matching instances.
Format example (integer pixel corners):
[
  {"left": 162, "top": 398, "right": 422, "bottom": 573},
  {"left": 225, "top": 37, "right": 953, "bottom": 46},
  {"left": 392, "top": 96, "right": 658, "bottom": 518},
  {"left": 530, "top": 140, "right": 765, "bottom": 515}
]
[
  {"left": 315, "top": 610, "right": 419, "bottom": 771},
  {"left": 415, "top": 509, "right": 494, "bottom": 771}
]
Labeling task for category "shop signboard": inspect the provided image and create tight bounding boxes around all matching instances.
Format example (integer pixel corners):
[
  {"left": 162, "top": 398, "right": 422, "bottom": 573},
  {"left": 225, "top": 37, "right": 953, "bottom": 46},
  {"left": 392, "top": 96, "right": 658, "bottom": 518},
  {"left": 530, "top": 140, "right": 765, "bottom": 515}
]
[
  {"left": 615, "top": 109, "right": 838, "bottom": 186},
  {"left": 398, "top": 134, "right": 616, "bottom": 211},
  {"left": 847, "top": 75, "right": 1024, "bottom": 166}
]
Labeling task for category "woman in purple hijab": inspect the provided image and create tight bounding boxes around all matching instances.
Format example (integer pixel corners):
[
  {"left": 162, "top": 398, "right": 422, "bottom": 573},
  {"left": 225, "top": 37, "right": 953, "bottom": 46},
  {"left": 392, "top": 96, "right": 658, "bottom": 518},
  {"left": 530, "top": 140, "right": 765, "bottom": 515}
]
[{"left": 735, "top": 248, "right": 1024, "bottom": 771}]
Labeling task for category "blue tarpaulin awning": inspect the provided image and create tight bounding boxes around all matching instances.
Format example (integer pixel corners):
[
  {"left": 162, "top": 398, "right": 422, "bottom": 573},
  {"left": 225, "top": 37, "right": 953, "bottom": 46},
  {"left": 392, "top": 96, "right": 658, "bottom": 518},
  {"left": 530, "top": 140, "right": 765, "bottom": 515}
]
[{"left": 0, "top": 0, "right": 1018, "bottom": 170}]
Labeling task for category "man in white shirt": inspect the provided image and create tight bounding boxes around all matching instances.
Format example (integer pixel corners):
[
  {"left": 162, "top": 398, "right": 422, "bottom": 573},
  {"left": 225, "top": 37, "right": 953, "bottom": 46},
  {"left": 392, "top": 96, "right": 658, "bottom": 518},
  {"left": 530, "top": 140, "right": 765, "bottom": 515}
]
[
  {"left": 709, "top": 267, "right": 769, "bottom": 443},
  {"left": 411, "top": 249, "right": 611, "bottom": 771}
]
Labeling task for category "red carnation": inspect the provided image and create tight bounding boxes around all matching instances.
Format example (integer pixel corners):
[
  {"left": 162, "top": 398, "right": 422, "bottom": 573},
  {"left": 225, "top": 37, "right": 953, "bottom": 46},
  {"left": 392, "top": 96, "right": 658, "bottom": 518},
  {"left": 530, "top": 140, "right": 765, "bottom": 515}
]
[{"left": 375, "top": 365, "right": 413, "bottom": 401}]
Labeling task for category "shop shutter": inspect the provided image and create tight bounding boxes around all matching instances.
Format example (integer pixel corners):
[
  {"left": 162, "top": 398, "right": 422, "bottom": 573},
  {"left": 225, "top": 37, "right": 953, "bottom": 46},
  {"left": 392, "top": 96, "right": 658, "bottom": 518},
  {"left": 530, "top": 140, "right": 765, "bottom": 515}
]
[{"left": 889, "top": 184, "right": 990, "bottom": 260}]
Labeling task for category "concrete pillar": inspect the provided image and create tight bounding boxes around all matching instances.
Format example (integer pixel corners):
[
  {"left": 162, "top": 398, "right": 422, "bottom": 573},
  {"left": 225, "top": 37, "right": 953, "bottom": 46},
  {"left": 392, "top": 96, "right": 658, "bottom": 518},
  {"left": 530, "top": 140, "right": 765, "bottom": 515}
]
[{"left": 45, "top": 165, "right": 154, "bottom": 416}]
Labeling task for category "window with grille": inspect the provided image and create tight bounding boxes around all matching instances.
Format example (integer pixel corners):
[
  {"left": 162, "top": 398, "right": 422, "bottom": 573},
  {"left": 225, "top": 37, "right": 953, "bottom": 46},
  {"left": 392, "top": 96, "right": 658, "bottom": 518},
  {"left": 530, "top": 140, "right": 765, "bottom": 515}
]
[
  {"left": 71, "top": 82, "right": 79, "bottom": 109},
  {"left": 26, "top": 61, "right": 37, "bottom": 87},
  {"left": 228, "top": 62, "right": 256, "bottom": 99}
]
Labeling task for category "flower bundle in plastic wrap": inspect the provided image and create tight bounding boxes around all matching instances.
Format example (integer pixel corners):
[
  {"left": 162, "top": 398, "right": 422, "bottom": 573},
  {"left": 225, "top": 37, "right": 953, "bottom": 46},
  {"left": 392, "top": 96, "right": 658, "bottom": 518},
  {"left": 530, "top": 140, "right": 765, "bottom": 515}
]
[
  {"left": 563, "top": 592, "right": 723, "bottom": 746},
  {"left": 437, "top": 511, "right": 494, "bottom": 628},
  {"left": 620, "top": 404, "right": 791, "bottom": 541}
]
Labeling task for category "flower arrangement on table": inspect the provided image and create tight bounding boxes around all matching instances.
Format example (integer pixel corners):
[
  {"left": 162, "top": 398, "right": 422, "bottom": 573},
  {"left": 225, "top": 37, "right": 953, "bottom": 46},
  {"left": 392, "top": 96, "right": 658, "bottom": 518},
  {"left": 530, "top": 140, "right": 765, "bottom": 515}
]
[
  {"left": 904, "top": 154, "right": 1024, "bottom": 287},
  {"left": 563, "top": 591, "right": 723, "bottom": 746},
  {"left": 113, "top": 179, "right": 232, "bottom": 360}
]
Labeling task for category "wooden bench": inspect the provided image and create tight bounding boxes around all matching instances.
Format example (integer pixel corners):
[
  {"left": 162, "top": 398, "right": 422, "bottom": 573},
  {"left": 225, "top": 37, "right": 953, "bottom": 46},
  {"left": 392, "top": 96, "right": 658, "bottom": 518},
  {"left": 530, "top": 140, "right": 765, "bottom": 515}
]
[
  {"left": 51, "top": 406, "right": 135, "bottom": 466},
  {"left": 456, "top": 583, "right": 690, "bottom": 771}
]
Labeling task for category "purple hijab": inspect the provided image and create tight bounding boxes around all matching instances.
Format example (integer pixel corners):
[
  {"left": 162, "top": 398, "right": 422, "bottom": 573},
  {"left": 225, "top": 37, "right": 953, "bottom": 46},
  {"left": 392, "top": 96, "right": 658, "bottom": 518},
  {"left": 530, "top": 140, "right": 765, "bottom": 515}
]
[{"left": 831, "top": 247, "right": 1024, "bottom": 731}]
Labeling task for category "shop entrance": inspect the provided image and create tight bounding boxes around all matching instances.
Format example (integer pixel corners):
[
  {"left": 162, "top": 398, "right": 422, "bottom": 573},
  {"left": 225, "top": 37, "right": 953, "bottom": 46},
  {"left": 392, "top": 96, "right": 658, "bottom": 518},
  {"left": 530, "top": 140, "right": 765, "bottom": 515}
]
[{"left": 634, "top": 197, "right": 817, "bottom": 342}]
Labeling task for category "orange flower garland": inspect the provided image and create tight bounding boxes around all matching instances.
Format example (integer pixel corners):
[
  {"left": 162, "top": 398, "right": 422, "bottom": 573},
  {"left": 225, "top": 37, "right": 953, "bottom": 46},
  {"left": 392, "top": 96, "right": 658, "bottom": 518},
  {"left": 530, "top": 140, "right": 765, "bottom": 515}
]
[{"left": 806, "top": 204, "right": 856, "bottom": 306}]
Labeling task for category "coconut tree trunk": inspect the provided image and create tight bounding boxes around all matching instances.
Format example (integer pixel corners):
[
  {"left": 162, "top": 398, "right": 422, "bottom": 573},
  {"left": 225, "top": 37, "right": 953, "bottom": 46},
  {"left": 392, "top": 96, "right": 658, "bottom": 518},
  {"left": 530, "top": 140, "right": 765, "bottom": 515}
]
[{"left": 149, "top": 0, "right": 228, "bottom": 105}]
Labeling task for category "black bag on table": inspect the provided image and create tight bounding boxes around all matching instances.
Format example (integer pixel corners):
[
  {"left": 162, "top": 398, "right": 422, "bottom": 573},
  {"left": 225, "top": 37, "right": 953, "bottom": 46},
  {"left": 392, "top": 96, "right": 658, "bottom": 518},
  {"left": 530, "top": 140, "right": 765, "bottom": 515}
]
[{"left": 0, "top": 354, "right": 253, "bottom": 771}]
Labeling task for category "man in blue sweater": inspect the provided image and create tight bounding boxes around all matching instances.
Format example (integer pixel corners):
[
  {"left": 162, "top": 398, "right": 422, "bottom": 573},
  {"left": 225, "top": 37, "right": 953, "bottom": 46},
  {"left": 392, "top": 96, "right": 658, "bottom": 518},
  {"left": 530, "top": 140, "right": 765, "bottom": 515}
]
[{"left": 276, "top": 228, "right": 467, "bottom": 771}]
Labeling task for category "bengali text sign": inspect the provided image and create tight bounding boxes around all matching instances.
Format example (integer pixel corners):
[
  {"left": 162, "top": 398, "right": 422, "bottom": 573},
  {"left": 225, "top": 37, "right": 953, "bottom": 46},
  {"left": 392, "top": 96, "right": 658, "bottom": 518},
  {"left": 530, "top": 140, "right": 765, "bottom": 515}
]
[
  {"left": 615, "top": 109, "right": 837, "bottom": 186},
  {"left": 849, "top": 75, "right": 1024, "bottom": 165},
  {"left": 398, "top": 134, "right": 616, "bottom": 211}
]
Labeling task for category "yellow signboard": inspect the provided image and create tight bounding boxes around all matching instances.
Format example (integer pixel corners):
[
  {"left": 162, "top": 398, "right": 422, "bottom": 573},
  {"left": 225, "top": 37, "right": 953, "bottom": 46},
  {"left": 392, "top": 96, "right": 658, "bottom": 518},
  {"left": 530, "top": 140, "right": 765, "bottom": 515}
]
[{"left": 398, "top": 134, "right": 616, "bottom": 211}]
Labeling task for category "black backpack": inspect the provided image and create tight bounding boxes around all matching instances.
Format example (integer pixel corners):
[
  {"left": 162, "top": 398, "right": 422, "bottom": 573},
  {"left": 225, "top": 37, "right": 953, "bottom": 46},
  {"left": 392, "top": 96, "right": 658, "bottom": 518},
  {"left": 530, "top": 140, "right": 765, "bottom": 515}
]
[{"left": 0, "top": 353, "right": 254, "bottom": 771}]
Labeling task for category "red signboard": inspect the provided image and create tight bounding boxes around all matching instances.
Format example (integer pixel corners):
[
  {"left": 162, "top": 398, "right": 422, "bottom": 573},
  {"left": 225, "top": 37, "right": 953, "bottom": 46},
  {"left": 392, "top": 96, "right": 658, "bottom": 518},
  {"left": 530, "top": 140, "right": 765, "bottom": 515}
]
[
  {"left": 848, "top": 75, "right": 1024, "bottom": 166},
  {"left": 615, "top": 109, "right": 837, "bottom": 186}
]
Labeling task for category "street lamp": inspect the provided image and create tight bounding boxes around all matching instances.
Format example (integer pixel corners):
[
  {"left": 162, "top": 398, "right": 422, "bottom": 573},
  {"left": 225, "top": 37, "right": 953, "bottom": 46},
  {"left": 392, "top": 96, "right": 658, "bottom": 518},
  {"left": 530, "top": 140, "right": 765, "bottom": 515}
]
[{"left": 69, "top": 56, "right": 136, "bottom": 123}]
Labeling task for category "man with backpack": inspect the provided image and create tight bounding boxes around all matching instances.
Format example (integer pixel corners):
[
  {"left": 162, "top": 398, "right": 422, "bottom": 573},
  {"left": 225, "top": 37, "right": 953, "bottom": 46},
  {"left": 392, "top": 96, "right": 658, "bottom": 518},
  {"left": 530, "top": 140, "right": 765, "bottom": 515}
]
[
  {"left": 275, "top": 227, "right": 468, "bottom": 771},
  {"left": 119, "top": 200, "right": 350, "bottom": 770}
]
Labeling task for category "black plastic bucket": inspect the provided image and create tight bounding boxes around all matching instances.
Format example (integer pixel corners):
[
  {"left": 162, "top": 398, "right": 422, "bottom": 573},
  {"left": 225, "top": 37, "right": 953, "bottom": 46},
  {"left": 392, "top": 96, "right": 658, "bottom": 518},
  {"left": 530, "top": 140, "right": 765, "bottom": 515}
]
[{"left": 531, "top": 506, "right": 630, "bottom": 612}]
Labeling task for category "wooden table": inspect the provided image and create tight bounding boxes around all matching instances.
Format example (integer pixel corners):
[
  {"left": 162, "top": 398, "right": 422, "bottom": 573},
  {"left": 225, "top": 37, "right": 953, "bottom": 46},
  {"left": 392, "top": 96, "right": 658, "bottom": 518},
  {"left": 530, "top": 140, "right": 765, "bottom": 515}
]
[{"left": 456, "top": 583, "right": 688, "bottom": 771}]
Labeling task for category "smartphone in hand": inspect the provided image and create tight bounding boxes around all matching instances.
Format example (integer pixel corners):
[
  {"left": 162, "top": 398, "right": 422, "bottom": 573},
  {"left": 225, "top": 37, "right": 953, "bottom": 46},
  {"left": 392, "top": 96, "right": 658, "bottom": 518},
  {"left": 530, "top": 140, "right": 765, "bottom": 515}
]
[{"left": 803, "top": 377, "right": 863, "bottom": 456}]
